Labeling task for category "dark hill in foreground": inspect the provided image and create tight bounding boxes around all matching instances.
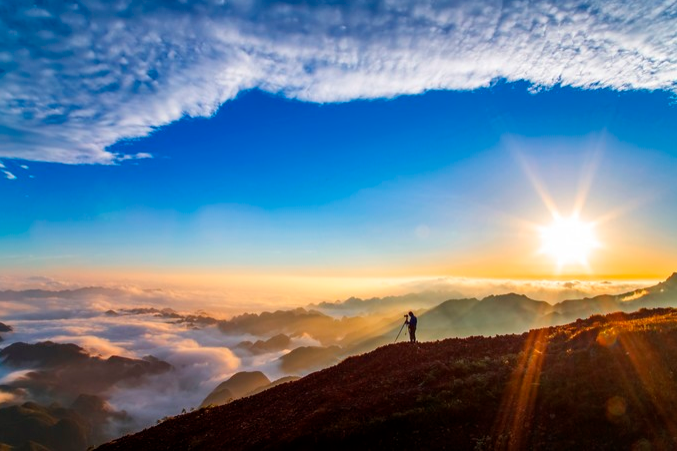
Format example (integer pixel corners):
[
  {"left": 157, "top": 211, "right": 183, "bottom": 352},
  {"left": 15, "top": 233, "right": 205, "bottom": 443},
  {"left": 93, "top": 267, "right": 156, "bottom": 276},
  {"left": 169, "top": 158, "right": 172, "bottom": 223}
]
[{"left": 98, "top": 308, "right": 677, "bottom": 451}]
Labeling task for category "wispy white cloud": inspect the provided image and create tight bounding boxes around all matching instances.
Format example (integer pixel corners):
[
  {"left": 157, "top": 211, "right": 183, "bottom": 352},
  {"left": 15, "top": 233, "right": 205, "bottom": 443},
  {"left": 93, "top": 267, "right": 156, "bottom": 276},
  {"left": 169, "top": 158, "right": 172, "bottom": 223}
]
[
  {"left": 3, "top": 170, "right": 16, "bottom": 180},
  {"left": 0, "top": 0, "right": 675, "bottom": 164},
  {"left": 116, "top": 152, "right": 152, "bottom": 161},
  {"left": 3, "top": 275, "right": 73, "bottom": 289}
]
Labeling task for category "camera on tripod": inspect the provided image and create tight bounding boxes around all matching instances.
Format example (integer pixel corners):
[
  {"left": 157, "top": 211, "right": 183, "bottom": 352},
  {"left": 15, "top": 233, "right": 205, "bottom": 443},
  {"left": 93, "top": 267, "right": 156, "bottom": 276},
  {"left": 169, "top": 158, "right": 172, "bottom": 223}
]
[{"left": 395, "top": 314, "right": 409, "bottom": 342}]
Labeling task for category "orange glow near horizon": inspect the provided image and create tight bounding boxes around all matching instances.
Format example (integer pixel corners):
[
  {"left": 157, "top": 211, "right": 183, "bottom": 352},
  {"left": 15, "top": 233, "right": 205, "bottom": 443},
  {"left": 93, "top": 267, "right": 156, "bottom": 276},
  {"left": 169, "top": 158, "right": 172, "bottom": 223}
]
[
  {"left": 0, "top": 266, "right": 665, "bottom": 318},
  {"left": 29, "top": 266, "right": 668, "bottom": 290}
]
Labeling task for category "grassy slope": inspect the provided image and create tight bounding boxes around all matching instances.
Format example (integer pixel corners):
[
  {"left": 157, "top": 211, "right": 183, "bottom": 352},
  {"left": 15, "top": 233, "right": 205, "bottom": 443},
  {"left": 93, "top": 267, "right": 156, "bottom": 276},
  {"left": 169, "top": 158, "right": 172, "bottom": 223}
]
[{"left": 98, "top": 308, "right": 677, "bottom": 451}]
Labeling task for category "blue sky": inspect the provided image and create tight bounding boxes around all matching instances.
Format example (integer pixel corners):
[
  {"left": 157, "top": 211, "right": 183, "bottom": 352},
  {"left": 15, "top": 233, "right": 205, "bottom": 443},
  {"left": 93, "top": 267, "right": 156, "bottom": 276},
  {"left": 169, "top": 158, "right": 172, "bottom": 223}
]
[
  {"left": 1, "top": 0, "right": 676, "bottom": 297},
  {"left": 4, "top": 84, "right": 676, "bottom": 217},
  {"left": 3, "top": 83, "right": 677, "bottom": 279}
]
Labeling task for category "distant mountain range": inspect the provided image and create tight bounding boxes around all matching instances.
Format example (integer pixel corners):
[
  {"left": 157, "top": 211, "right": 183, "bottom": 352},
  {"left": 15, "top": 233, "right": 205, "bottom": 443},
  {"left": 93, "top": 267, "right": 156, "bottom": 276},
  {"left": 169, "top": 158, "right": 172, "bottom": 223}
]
[
  {"left": 308, "top": 290, "right": 465, "bottom": 315},
  {"left": 420, "top": 272, "right": 677, "bottom": 338},
  {"left": 212, "top": 274, "right": 677, "bottom": 345},
  {"left": 296, "top": 273, "right": 677, "bottom": 366}
]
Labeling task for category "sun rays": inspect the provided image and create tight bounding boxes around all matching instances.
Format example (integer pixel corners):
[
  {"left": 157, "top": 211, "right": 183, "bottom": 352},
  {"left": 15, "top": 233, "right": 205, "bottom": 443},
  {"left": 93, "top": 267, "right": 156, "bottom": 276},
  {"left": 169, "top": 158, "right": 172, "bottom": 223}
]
[
  {"left": 510, "top": 146, "right": 613, "bottom": 275},
  {"left": 493, "top": 328, "right": 550, "bottom": 450},
  {"left": 492, "top": 311, "right": 677, "bottom": 450}
]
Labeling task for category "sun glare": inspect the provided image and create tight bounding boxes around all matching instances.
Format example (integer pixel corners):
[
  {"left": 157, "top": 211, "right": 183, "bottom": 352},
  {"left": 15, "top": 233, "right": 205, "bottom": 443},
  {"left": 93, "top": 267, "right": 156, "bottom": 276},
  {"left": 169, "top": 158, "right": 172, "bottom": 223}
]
[{"left": 540, "top": 215, "right": 599, "bottom": 269}]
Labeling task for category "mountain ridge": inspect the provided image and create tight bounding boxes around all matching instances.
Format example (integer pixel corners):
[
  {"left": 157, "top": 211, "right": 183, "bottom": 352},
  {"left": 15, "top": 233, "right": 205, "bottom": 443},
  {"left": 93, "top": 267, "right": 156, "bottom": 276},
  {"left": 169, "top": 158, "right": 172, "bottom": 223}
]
[{"left": 97, "top": 307, "right": 677, "bottom": 450}]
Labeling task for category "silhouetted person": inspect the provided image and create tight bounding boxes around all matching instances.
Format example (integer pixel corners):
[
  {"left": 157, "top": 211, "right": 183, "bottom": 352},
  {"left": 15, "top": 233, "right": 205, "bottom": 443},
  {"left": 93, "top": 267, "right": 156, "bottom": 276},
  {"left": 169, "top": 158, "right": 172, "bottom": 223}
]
[{"left": 406, "top": 311, "right": 417, "bottom": 343}]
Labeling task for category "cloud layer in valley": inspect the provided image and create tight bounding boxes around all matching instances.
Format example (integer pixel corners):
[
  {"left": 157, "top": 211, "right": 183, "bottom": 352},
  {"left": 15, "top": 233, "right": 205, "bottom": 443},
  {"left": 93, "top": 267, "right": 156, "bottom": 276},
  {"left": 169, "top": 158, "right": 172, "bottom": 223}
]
[
  {"left": 0, "top": 275, "right": 671, "bottom": 446},
  {"left": 1, "top": 0, "right": 675, "bottom": 163},
  {"left": 0, "top": 287, "right": 316, "bottom": 436}
]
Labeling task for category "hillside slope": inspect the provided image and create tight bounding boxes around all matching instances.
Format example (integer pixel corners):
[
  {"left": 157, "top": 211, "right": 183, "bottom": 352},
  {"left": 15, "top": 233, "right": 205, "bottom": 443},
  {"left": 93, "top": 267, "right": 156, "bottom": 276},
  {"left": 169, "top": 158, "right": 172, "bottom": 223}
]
[{"left": 98, "top": 307, "right": 677, "bottom": 450}]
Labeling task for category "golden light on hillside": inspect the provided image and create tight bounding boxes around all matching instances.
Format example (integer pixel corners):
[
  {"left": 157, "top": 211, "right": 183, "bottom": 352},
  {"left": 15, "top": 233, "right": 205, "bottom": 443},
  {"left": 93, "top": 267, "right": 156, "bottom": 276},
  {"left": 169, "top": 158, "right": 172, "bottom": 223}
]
[
  {"left": 494, "top": 328, "right": 550, "bottom": 450},
  {"left": 539, "top": 215, "right": 599, "bottom": 270}
]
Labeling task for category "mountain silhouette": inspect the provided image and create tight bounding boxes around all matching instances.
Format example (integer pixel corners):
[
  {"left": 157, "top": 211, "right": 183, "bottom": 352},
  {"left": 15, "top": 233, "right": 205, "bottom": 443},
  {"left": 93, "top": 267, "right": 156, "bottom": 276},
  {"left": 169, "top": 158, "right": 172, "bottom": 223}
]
[
  {"left": 0, "top": 342, "right": 172, "bottom": 403},
  {"left": 384, "top": 275, "right": 677, "bottom": 344},
  {"left": 97, "top": 307, "right": 677, "bottom": 450},
  {"left": 551, "top": 273, "right": 677, "bottom": 323},
  {"left": 216, "top": 308, "right": 375, "bottom": 346},
  {"left": 235, "top": 334, "right": 291, "bottom": 355},
  {"left": 0, "top": 342, "right": 172, "bottom": 450},
  {"left": 0, "top": 394, "right": 129, "bottom": 451},
  {"left": 278, "top": 345, "right": 343, "bottom": 374},
  {"left": 0, "top": 321, "right": 12, "bottom": 342},
  {"left": 309, "top": 290, "right": 464, "bottom": 315},
  {"left": 244, "top": 376, "right": 301, "bottom": 397},
  {"left": 628, "top": 272, "right": 677, "bottom": 308},
  {"left": 420, "top": 294, "right": 552, "bottom": 338},
  {"left": 201, "top": 372, "right": 302, "bottom": 408},
  {"left": 200, "top": 371, "right": 271, "bottom": 408},
  {"left": 1, "top": 341, "right": 90, "bottom": 368}
]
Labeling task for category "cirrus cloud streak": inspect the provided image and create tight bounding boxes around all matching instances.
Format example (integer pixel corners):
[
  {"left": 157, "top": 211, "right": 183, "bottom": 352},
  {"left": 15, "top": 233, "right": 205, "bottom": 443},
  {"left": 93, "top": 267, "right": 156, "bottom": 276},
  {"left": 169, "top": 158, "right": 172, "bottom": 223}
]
[{"left": 1, "top": 0, "right": 675, "bottom": 163}]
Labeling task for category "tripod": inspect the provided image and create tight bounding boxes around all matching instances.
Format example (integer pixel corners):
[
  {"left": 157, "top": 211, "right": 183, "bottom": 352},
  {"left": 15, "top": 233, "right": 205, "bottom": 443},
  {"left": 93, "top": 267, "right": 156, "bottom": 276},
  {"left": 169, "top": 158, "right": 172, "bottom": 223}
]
[{"left": 394, "top": 316, "right": 408, "bottom": 343}]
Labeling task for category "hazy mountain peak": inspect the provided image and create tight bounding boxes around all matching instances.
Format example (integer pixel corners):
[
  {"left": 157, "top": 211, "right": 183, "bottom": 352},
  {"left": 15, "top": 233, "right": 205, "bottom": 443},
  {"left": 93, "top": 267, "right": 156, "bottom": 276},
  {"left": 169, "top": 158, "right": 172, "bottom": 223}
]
[
  {"left": 663, "top": 272, "right": 677, "bottom": 287},
  {"left": 480, "top": 292, "right": 542, "bottom": 304}
]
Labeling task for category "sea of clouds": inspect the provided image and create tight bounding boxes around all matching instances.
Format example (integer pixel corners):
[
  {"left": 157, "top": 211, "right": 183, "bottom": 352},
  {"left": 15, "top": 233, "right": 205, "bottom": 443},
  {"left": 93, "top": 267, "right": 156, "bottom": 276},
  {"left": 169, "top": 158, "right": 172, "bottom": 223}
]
[
  {"left": 0, "top": 286, "right": 320, "bottom": 430},
  {"left": 0, "top": 275, "right": 656, "bottom": 433},
  {"left": 1, "top": 0, "right": 675, "bottom": 164}
]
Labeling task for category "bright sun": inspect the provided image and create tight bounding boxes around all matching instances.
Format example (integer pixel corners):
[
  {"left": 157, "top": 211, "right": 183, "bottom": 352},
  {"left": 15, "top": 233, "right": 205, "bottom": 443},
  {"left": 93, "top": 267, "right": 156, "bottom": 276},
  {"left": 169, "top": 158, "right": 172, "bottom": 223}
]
[{"left": 539, "top": 215, "right": 599, "bottom": 269}]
